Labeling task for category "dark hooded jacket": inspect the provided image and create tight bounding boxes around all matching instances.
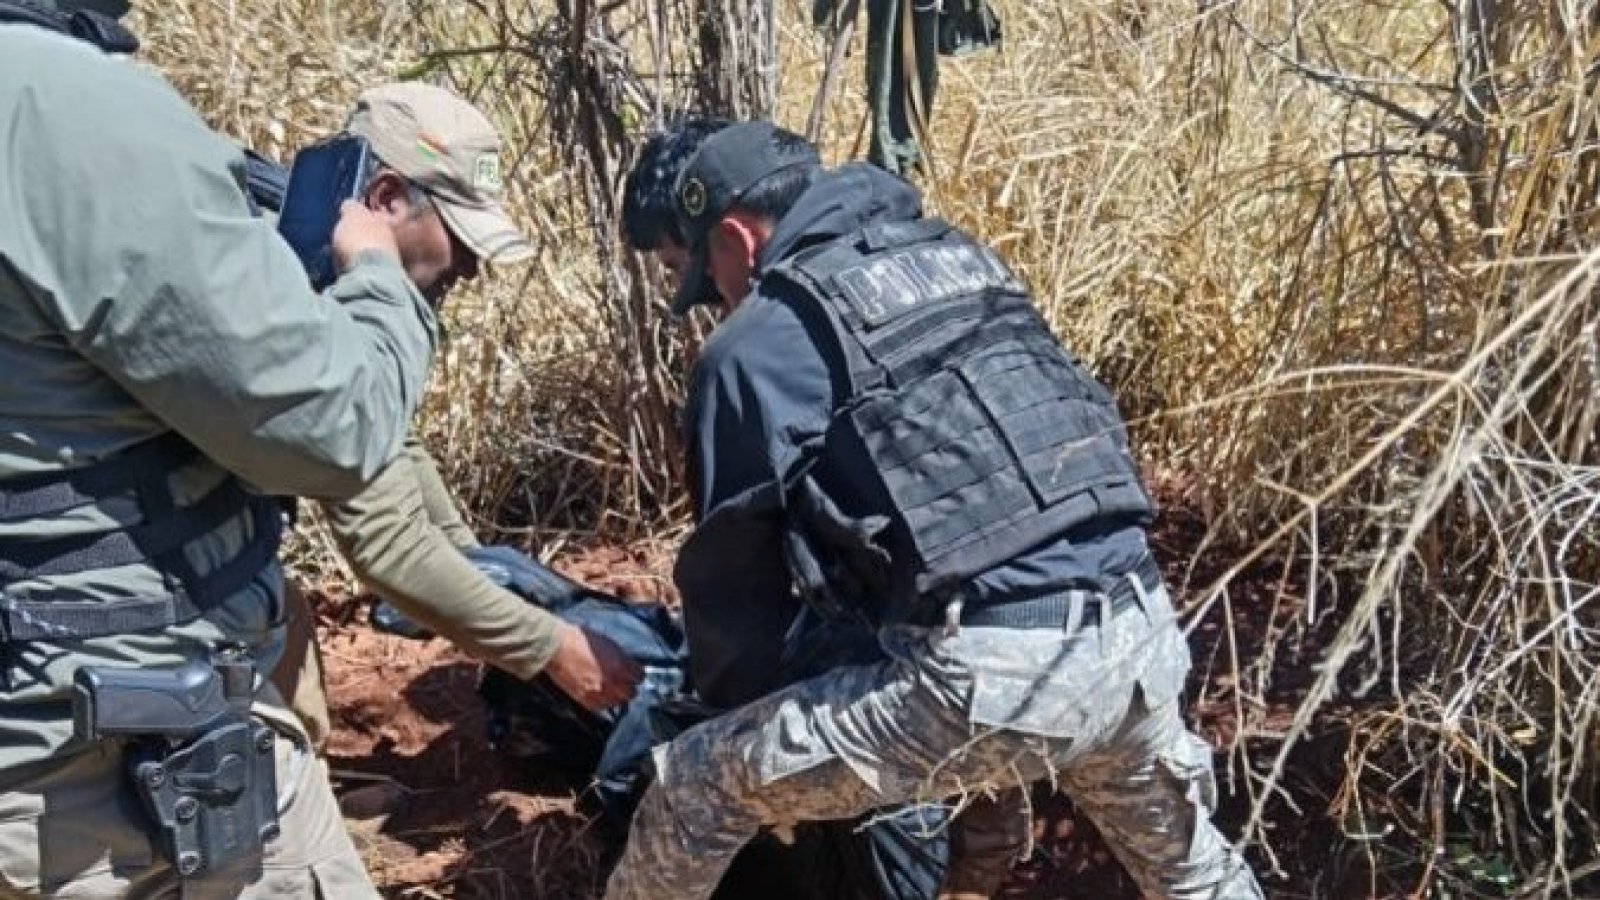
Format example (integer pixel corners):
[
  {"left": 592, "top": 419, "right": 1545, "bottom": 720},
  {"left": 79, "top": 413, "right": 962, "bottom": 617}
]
[{"left": 675, "top": 163, "right": 1150, "bottom": 708}]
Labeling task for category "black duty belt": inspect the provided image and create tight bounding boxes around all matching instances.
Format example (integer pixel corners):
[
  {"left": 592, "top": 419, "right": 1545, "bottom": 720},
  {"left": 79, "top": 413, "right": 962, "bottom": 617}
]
[{"left": 955, "top": 555, "right": 1163, "bottom": 630}]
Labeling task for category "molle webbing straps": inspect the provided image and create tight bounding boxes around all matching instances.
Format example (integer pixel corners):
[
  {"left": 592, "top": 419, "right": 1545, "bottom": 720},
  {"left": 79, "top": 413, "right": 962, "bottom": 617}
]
[{"left": 0, "top": 433, "right": 284, "bottom": 642}]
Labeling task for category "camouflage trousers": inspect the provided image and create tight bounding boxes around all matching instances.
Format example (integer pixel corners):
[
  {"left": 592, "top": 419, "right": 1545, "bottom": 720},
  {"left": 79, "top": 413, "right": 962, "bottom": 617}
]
[
  {"left": 941, "top": 788, "right": 1028, "bottom": 897},
  {"left": 605, "top": 579, "right": 1263, "bottom": 900}
]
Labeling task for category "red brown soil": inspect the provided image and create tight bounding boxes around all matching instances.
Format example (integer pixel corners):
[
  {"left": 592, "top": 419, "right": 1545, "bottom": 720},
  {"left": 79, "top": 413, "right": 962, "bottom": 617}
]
[
  {"left": 317, "top": 544, "right": 674, "bottom": 900},
  {"left": 313, "top": 501, "right": 1390, "bottom": 899}
]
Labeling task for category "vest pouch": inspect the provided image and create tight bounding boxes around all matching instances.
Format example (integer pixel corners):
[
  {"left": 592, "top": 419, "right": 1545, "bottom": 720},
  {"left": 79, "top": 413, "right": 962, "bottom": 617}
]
[
  {"left": 0, "top": 0, "right": 139, "bottom": 53},
  {"left": 957, "top": 341, "right": 1142, "bottom": 509},
  {"left": 849, "top": 374, "right": 1036, "bottom": 578},
  {"left": 783, "top": 470, "right": 896, "bottom": 623},
  {"left": 846, "top": 340, "right": 1152, "bottom": 597}
]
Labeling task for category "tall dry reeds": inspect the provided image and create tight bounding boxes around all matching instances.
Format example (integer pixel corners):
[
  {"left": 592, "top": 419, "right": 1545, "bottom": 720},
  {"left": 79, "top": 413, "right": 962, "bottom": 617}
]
[
  {"left": 130, "top": 0, "right": 1599, "bottom": 892},
  {"left": 904, "top": 0, "right": 1598, "bottom": 891},
  {"left": 902, "top": 0, "right": 1598, "bottom": 891}
]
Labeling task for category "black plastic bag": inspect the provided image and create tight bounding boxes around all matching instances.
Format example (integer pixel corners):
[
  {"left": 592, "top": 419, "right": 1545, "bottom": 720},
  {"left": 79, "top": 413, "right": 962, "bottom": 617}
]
[{"left": 373, "top": 545, "right": 949, "bottom": 899}]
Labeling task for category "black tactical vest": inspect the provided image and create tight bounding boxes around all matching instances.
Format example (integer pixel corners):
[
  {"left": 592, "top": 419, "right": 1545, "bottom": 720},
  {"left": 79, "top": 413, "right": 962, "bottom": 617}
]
[
  {"left": 767, "top": 217, "right": 1153, "bottom": 623},
  {"left": 0, "top": 0, "right": 137, "bottom": 53}
]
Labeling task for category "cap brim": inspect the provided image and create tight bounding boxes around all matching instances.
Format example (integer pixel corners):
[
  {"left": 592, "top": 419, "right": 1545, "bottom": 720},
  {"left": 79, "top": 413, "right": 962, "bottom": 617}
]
[
  {"left": 436, "top": 199, "right": 535, "bottom": 265},
  {"left": 670, "top": 244, "right": 717, "bottom": 315}
]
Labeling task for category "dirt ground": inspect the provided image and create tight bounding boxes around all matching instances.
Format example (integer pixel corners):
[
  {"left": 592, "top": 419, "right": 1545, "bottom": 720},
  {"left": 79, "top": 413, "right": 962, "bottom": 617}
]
[{"left": 313, "top": 495, "right": 1393, "bottom": 900}]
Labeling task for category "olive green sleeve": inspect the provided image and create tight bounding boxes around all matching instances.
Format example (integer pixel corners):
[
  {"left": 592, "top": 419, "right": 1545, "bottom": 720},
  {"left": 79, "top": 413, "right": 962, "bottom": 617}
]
[
  {"left": 404, "top": 437, "right": 481, "bottom": 551},
  {"left": 322, "top": 448, "right": 563, "bottom": 680}
]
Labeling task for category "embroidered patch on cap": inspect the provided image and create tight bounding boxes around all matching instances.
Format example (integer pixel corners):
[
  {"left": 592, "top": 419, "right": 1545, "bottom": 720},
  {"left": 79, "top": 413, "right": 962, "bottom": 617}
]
[
  {"left": 474, "top": 154, "right": 502, "bottom": 193},
  {"left": 681, "top": 177, "right": 707, "bottom": 217}
]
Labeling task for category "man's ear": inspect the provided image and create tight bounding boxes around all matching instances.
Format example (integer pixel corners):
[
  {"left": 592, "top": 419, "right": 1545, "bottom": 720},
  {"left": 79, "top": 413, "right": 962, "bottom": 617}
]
[
  {"left": 715, "top": 213, "right": 764, "bottom": 270},
  {"left": 362, "top": 170, "right": 411, "bottom": 222}
]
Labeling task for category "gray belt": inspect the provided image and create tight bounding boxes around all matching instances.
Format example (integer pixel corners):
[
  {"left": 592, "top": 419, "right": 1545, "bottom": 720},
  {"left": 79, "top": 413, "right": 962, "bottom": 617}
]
[{"left": 952, "top": 556, "right": 1162, "bottom": 631}]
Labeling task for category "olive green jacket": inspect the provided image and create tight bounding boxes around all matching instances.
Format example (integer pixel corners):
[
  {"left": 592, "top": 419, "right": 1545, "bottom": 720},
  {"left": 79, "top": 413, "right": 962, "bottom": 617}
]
[{"left": 0, "top": 27, "right": 436, "bottom": 769}]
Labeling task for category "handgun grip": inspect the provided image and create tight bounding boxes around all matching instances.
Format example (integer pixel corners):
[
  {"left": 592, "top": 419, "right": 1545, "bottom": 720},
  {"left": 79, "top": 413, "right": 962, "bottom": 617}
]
[{"left": 72, "top": 661, "right": 230, "bottom": 741}]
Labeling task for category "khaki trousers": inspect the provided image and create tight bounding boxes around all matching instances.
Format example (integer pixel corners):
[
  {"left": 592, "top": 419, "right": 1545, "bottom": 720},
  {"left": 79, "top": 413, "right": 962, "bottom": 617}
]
[
  {"left": 0, "top": 693, "right": 376, "bottom": 900},
  {"left": 268, "top": 582, "right": 331, "bottom": 756}
]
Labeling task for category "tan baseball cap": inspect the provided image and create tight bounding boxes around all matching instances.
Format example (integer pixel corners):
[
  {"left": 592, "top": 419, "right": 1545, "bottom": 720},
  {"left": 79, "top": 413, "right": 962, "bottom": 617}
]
[{"left": 346, "top": 82, "right": 534, "bottom": 264}]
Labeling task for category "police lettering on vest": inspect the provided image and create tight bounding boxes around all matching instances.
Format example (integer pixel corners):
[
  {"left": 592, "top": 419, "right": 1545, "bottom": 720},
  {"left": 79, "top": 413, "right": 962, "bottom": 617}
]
[{"left": 832, "top": 237, "right": 1022, "bottom": 325}]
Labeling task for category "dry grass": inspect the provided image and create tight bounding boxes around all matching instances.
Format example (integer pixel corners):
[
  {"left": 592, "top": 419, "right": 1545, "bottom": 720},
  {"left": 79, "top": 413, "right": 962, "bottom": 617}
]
[{"left": 130, "top": 0, "right": 1599, "bottom": 894}]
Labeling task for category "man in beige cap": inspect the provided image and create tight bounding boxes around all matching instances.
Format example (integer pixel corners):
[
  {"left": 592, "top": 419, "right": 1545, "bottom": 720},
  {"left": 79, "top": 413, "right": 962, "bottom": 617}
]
[
  {"left": 273, "top": 82, "right": 643, "bottom": 771},
  {"left": 346, "top": 82, "right": 535, "bottom": 280}
]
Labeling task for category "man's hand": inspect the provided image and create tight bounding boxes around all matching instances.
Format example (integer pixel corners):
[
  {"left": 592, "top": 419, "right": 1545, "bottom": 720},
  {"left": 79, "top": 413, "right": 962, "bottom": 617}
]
[
  {"left": 544, "top": 622, "right": 644, "bottom": 713},
  {"left": 331, "top": 199, "right": 401, "bottom": 272}
]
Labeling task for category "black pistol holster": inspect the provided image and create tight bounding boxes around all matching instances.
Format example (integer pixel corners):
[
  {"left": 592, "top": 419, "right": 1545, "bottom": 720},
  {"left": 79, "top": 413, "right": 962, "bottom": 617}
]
[{"left": 72, "top": 646, "right": 279, "bottom": 878}]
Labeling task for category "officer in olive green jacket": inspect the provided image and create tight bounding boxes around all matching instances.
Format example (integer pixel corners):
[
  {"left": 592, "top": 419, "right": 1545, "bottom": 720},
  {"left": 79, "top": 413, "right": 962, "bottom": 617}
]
[
  {"left": 272, "top": 84, "right": 642, "bottom": 755},
  {"left": 0, "top": 16, "right": 438, "bottom": 900}
]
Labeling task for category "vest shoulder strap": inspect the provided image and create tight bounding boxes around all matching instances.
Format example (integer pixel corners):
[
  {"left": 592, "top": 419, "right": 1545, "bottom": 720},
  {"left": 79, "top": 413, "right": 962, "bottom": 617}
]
[{"left": 0, "top": 0, "right": 138, "bottom": 53}]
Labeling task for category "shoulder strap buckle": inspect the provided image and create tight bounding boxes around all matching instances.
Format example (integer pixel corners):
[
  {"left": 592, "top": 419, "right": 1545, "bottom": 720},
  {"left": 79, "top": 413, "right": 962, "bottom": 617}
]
[
  {"left": 857, "top": 217, "right": 951, "bottom": 252},
  {"left": 0, "top": 0, "right": 138, "bottom": 53},
  {"left": 67, "top": 9, "right": 137, "bottom": 53}
]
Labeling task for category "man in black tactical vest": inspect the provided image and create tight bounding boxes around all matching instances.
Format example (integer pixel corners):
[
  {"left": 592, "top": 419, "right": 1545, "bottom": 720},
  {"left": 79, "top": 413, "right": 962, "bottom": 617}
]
[
  {"left": 620, "top": 117, "right": 1025, "bottom": 900},
  {"left": 1, "top": 4, "right": 441, "bottom": 897},
  {"left": 604, "top": 121, "right": 1265, "bottom": 900}
]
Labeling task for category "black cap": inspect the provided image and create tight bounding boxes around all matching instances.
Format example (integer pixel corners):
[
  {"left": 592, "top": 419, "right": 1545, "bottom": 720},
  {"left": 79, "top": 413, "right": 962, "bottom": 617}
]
[
  {"left": 622, "top": 118, "right": 730, "bottom": 253},
  {"left": 670, "top": 121, "right": 821, "bottom": 314}
]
